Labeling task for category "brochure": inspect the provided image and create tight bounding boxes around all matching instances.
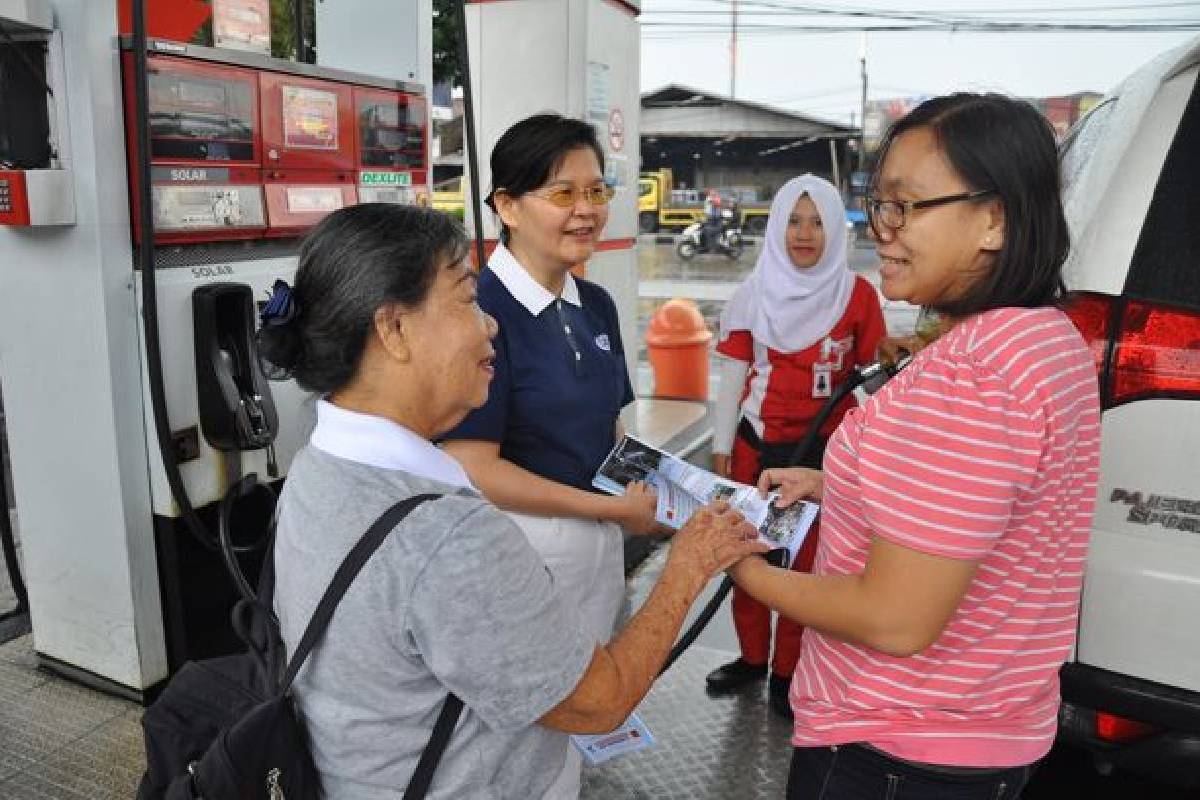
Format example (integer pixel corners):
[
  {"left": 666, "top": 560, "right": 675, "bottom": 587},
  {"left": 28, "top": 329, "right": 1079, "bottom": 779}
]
[
  {"left": 571, "top": 712, "right": 656, "bottom": 765},
  {"left": 593, "top": 435, "right": 818, "bottom": 566}
]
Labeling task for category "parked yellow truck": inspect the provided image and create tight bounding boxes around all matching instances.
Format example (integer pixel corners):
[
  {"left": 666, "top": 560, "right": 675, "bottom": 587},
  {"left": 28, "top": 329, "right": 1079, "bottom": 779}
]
[
  {"left": 638, "top": 168, "right": 770, "bottom": 234},
  {"left": 432, "top": 176, "right": 465, "bottom": 220}
]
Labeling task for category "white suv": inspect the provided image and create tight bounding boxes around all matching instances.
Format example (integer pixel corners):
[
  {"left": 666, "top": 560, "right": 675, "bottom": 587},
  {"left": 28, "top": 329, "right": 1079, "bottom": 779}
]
[{"left": 1057, "top": 35, "right": 1200, "bottom": 787}]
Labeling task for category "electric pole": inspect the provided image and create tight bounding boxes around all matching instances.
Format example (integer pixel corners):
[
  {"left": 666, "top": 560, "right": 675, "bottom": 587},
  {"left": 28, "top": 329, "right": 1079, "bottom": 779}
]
[
  {"left": 858, "top": 33, "right": 868, "bottom": 173},
  {"left": 730, "top": 0, "right": 738, "bottom": 99}
]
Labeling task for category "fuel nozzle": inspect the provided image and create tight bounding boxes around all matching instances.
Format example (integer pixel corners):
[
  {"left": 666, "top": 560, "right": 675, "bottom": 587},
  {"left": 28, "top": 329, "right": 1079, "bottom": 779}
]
[{"left": 857, "top": 352, "right": 913, "bottom": 396}]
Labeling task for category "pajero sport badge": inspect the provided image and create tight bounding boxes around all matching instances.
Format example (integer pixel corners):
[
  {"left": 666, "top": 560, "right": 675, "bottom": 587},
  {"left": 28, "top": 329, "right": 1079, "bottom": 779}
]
[{"left": 1110, "top": 488, "right": 1200, "bottom": 534}]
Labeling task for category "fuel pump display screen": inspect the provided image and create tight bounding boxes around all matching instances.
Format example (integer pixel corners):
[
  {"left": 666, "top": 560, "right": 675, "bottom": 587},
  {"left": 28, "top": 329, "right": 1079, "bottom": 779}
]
[
  {"left": 147, "top": 56, "right": 258, "bottom": 163},
  {"left": 356, "top": 90, "right": 426, "bottom": 169}
]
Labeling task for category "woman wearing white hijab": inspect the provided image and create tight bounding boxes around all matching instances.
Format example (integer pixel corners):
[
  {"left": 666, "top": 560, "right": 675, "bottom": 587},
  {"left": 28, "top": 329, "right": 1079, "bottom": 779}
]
[{"left": 704, "top": 174, "right": 885, "bottom": 717}]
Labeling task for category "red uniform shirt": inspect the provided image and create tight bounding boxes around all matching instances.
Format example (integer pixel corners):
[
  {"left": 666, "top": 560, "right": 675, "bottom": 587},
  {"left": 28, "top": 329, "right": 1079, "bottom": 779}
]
[{"left": 717, "top": 275, "right": 885, "bottom": 443}]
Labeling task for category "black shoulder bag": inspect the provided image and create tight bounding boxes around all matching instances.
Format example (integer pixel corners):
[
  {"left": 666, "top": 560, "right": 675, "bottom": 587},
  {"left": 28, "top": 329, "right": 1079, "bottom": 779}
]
[{"left": 138, "top": 493, "right": 464, "bottom": 800}]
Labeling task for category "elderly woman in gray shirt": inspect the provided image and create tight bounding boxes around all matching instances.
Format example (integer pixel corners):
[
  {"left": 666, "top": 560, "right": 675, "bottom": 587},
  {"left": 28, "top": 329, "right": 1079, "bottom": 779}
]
[{"left": 256, "top": 203, "right": 764, "bottom": 799}]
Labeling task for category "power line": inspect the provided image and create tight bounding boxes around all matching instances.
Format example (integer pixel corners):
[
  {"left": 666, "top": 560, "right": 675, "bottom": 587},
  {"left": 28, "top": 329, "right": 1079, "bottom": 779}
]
[
  {"left": 679, "top": 0, "right": 1200, "bottom": 15},
  {"left": 645, "top": 0, "right": 1200, "bottom": 27},
  {"left": 644, "top": 2, "right": 1200, "bottom": 14},
  {"left": 642, "top": 21, "right": 1200, "bottom": 32}
]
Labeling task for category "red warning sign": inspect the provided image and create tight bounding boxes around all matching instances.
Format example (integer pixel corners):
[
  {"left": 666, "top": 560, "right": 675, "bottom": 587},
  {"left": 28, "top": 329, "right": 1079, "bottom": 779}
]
[{"left": 608, "top": 108, "right": 625, "bottom": 153}]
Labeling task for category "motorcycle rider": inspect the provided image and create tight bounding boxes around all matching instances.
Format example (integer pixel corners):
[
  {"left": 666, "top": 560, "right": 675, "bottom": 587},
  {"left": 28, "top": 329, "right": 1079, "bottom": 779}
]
[{"left": 702, "top": 188, "right": 723, "bottom": 253}]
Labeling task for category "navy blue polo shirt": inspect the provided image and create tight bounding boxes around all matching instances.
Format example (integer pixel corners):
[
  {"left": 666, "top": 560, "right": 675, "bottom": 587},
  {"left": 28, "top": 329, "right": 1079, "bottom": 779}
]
[{"left": 442, "top": 244, "right": 634, "bottom": 491}]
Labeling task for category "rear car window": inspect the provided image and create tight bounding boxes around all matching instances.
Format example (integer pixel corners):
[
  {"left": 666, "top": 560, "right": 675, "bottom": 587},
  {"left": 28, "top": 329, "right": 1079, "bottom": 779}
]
[
  {"left": 1125, "top": 71, "right": 1200, "bottom": 312},
  {"left": 1060, "top": 98, "right": 1115, "bottom": 194}
]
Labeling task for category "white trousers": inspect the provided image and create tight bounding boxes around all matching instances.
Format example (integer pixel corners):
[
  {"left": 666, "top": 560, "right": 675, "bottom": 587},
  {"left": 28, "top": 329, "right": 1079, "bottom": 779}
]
[{"left": 502, "top": 511, "right": 625, "bottom": 800}]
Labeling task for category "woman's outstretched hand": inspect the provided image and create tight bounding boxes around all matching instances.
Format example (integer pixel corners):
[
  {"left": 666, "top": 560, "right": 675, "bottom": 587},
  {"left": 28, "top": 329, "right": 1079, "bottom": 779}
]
[
  {"left": 758, "top": 467, "right": 825, "bottom": 506},
  {"left": 668, "top": 501, "right": 767, "bottom": 583}
]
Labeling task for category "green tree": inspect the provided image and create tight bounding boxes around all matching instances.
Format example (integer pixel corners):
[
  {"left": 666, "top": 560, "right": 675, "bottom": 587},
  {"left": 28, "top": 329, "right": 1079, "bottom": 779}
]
[
  {"left": 433, "top": 0, "right": 462, "bottom": 87},
  {"left": 270, "top": 0, "right": 316, "bottom": 61}
]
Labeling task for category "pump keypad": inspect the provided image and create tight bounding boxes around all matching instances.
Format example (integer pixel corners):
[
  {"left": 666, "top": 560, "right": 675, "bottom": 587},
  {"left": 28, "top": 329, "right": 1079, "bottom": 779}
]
[{"left": 0, "top": 179, "right": 10, "bottom": 214}]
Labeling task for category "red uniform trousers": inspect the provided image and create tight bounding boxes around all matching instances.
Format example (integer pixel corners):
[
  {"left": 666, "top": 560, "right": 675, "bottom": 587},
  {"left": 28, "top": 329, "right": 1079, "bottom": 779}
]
[{"left": 729, "top": 432, "right": 820, "bottom": 679}]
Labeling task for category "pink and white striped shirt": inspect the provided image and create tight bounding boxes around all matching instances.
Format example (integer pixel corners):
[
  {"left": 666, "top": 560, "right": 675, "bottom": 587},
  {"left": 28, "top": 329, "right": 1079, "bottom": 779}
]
[{"left": 792, "top": 306, "right": 1101, "bottom": 767}]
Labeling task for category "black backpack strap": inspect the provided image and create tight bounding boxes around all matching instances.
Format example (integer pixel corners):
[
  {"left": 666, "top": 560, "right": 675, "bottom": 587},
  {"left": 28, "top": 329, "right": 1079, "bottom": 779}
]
[
  {"left": 403, "top": 694, "right": 464, "bottom": 800},
  {"left": 281, "top": 493, "right": 440, "bottom": 689}
]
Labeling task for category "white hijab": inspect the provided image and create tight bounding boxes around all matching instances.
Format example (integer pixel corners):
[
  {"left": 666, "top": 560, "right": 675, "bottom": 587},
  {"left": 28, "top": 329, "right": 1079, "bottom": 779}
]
[{"left": 719, "top": 174, "right": 855, "bottom": 353}]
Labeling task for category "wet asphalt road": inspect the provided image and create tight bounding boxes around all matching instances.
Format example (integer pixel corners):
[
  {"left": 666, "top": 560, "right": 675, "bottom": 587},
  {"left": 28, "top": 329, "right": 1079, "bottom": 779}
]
[{"left": 635, "top": 234, "right": 919, "bottom": 357}]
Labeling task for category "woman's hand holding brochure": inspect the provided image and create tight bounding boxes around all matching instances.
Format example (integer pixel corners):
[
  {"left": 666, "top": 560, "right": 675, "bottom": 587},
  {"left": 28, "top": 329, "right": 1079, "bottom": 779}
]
[
  {"left": 593, "top": 436, "right": 819, "bottom": 568},
  {"left": 758, "top": 467, "right": 825, "bottom": 505}
]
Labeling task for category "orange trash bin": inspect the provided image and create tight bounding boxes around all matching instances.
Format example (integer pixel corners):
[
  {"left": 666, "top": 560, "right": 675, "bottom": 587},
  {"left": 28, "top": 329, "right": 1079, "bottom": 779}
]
[{"left": 646, "top": 298, "right": 712, "bottom": 401}]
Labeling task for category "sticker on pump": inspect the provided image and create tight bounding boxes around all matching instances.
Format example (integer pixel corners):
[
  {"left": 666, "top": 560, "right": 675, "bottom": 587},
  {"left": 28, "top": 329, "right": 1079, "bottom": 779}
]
[
  {"left": 359, "top": 171, "right": 412, "bottom": 187},
  {"left": 286, "top": 186, "right": 345, "bottom": 214},
  {"left": 152, "top": 185, "right": 265, "bottom": 230},
  {"left": 282, "top": 86, "right": 339, "bottom": 150},
  {"left": 358, "top": 186, "right": 418, "bottom": 205}
]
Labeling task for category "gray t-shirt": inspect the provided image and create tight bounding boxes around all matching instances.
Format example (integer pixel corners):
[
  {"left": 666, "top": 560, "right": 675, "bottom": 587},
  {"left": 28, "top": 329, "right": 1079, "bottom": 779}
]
[{"left": 273, "top": 446, "right": 595, "bottom": 798}]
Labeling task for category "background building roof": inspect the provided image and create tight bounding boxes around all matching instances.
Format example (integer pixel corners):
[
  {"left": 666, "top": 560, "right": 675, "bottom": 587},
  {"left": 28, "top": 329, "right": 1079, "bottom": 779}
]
[{"left": 642, "top": 84, "right": 859, "bottom": 139}]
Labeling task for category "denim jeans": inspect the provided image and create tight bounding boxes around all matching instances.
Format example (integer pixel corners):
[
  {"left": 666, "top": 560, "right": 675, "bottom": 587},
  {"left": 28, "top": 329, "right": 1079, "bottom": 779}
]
[{"left": 786, "top": 744, "right": 1034, "bottom": 800}]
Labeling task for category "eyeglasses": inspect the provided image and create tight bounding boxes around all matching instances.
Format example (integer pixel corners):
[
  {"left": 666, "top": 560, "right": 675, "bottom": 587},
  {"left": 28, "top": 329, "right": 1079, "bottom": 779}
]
[
  {"left": 867, "top": 189, "right": 996, "bottom": 234},
  {"left": 517, "top": 184, "right": 616, "bottom": 208}
]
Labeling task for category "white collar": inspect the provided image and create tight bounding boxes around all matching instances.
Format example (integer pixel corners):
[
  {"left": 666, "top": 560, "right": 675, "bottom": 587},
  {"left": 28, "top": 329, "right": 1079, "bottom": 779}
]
[
  {"left": 488, "top": 242, "right": 581, "bottom": 316},
  {"left": 309, "top": 400, "right": 475, "bottom": 490}
]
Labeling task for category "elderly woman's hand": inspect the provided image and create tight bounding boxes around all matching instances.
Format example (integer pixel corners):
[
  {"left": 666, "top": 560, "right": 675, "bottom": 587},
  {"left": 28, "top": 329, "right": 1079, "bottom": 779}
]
[
  {"left": 758, "top": 467, "right": 824, "bottom": 506},
  {"left": 667, "top": 502, "right": 767, "bottom": 583}
]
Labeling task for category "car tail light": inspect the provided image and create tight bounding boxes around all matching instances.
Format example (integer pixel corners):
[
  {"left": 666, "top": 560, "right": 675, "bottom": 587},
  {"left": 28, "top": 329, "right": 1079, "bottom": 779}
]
[
  {"left": 1112, "top": 300, "right": 1200, "bottom": 405},
  {"left": 1095, "top": 711, "right": 1157, "bottom": 743},
  {"left": 1063, "top": 292, "right": 1111, "bottom": 376},
  {"left": 1064, "top": 292, "right": 1200, "bottom": 409}
]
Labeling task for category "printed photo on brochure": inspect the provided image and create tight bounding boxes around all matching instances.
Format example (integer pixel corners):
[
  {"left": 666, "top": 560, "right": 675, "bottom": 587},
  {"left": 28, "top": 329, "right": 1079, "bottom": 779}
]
[{"left": 593, "top": 435, "right": 818, "bottom": 566}]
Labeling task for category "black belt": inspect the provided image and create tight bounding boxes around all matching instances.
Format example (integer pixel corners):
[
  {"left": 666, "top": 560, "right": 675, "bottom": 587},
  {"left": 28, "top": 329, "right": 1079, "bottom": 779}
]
[
  {"left": 736, "top": 418, "right": 825, "bottom": 471},
  {"left": 854, "top": 743, "right": 1019, "bottom": 778}
]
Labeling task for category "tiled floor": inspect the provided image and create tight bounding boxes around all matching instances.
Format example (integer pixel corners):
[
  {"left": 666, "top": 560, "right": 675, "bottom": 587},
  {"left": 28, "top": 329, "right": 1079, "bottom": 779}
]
[
  {"left": 580, "top": 644, "right": 793, "bottom": 799},
  {"left": 0, "top": 394, "right": 796, "bottom": 799},
  {"left": 0, "top": 636, "right": 145, "bottom": 799},
  {"left": 0, "top": 542, "right": 794, "bottom": 800}
]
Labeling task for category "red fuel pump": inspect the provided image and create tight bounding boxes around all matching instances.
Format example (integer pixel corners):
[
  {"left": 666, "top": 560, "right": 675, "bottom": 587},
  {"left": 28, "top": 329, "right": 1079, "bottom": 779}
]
[
  {"left": 258, "top": 70, "right": 357, "bottom": 235},
  {"left": 354, "top": 87, "right": 430, "bottom": 207},
  {"left": 122, "top": 53, "right": 266, "bottom": 243},
  {"left": 120, "top": 40, "right": 429, "bottom": 245}
]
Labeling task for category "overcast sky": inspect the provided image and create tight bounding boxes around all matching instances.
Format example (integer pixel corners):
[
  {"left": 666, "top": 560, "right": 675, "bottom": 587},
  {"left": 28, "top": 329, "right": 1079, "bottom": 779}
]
[{"left": 640, "top": 0, "right": 1200, "bottom": 125}]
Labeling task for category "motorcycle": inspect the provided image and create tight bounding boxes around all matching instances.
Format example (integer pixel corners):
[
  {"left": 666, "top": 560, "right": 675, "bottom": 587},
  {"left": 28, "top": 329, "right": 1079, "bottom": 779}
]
[{"left": 676, "top": 211, "right": 744, "bottom": 261}]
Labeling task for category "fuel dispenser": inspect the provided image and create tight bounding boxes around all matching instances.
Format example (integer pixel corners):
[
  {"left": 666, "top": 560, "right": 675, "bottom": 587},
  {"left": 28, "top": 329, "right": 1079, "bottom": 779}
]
[{"left": 0, "top": 0, "right": 433, "bottom": 697}]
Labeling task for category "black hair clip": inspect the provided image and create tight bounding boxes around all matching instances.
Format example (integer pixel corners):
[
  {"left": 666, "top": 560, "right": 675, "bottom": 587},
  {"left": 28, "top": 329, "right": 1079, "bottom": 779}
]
[{"left": 260, "top": 279, "right": 298, "bottom": 328}]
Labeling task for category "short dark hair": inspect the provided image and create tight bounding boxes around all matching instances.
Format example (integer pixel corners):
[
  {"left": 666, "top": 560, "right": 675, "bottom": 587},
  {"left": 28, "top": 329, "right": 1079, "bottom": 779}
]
[
  {"left": 872, "top": 93, "right": 1069, "bottom": 318},
  {"left": 257, "top": 203, "right": 469, "bottom": 395},
  {"left": 486, "top": 113, "right": 605, "bottom": 243}
]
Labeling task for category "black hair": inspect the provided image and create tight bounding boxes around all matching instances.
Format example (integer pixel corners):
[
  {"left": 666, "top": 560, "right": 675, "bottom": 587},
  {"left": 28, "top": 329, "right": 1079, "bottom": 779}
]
[
  {"left": 485, "top": 113, "right": 606, "bottom": 243},
  {"left": 256, "top": 203, "right": 469, "bottom": 395},
  {"left": 872, "top": 93, "right": 1069, "bottom": 318}
]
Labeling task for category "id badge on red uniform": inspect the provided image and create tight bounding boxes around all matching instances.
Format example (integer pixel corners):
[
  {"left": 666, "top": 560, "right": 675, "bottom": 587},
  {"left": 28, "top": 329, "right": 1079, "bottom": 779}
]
[{"left": 813, "top": 363, "right": 833, "bottom": 398}]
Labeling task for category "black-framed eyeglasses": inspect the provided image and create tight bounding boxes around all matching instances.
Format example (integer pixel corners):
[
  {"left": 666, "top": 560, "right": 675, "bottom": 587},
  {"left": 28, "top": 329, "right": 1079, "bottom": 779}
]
[{"left": 867, "top": 189, "right": 996, "bottom": 234}]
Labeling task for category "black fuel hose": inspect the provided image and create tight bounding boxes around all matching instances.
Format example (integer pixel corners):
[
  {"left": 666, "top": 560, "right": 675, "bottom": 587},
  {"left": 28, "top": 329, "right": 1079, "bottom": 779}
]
[
  {"left": 218, "top": 474, "right": 278, "bottom": 604},
  {"left": 131, "top": 0, "right": 226, "bottom": 553},
  {"left": 0, "top": 447, "right": 27, "bottom": 620},
  {"left": 658, "top": 358, "right": 909, "bottom": 676}
]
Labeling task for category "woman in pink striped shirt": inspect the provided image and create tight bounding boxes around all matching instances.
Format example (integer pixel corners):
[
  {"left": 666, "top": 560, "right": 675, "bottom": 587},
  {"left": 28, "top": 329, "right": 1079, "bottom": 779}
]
[{"left": 730, "top": 93, "right": 1101, "bottom": 799}]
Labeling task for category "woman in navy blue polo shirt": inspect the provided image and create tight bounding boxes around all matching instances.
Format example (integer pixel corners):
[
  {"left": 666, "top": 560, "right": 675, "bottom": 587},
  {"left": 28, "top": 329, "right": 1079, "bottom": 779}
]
[{"left": 441, "top": 114, "right": 657, "bottom": 798}]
